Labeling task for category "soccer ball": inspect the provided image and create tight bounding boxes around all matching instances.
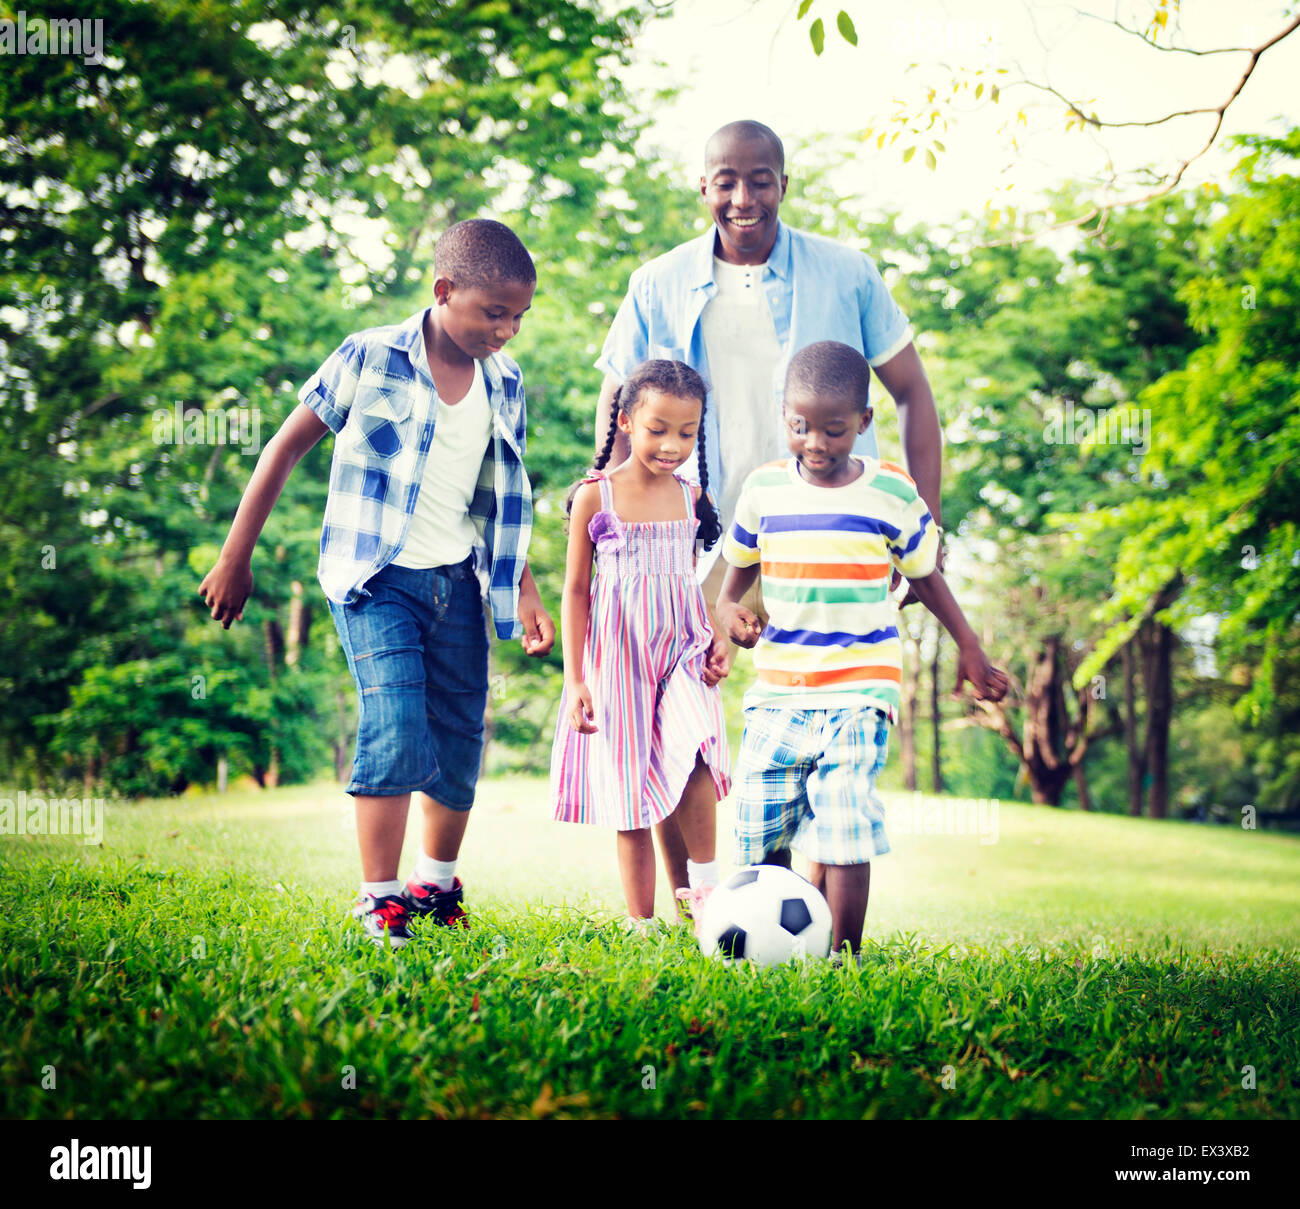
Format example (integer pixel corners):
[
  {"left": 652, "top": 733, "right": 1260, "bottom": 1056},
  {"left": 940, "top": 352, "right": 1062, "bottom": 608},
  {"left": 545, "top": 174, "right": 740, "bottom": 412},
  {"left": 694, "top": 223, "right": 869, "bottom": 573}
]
[{"left": 698, "top": 865, "right": 832, "bottom": 966}]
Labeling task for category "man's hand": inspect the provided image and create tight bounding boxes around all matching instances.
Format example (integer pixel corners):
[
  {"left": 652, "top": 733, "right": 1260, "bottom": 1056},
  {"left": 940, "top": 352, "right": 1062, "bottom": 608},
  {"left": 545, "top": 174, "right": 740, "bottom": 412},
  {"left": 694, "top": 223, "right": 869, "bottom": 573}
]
[
  {"left": 955, "top": 639, "right": 1009, "bottom": 702},
  {"left": 703, "top": 631, "right": 731, "bottom": 686},
  {"left": 198, "top": 558, "right": 253, "bottom": 629},
  {"left": 567, "top": 680, "right": 597, "bottom": 733},
  {"left": 718, "top": 601, "right": 762, "bottom": 648},
  {"left": 519, "top": 591, "right": 555, "bottom": 657}
]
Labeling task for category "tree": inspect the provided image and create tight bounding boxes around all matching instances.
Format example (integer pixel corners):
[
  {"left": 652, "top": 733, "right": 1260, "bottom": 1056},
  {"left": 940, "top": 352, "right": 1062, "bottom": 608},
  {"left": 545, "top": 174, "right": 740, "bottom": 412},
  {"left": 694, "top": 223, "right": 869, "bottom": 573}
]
[
  {"left": 788, "top": 1, "right": 1299, "bottom": 238},
  {"left": 0, "top": 0, "right": 661, "bottom": 793},
  {"left": 1073, "top": 130, "right": 1300, "bottom": 812}
]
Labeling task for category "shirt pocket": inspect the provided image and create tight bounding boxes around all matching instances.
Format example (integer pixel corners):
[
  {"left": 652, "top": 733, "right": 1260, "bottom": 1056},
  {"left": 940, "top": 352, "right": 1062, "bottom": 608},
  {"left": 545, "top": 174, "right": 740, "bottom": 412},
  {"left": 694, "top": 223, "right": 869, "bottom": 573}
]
[
  {"left": 650, "top": 344, "right": 687, "bottom": 366},
  {"left": 352, "top": 387, "right": 413, "bottom": 459}
]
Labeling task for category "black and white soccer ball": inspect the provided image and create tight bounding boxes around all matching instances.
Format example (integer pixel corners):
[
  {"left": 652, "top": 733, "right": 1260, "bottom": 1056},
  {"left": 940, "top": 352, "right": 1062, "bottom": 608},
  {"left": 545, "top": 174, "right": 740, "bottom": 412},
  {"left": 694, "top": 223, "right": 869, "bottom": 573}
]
[{"left": 698, "top": 865, "right": 832, "bottom": 966}]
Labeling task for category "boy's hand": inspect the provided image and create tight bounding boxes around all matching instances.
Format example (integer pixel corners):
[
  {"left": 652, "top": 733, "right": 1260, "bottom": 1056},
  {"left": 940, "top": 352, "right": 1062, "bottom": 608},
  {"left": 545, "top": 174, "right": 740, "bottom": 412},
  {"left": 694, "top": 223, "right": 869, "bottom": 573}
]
[
  {"left": 198, "top": 558, "right": 253, "bottom": 629},
  {"left": 955, "top": 640, "right": 1009, "bottom": 702},
  {"left": 719, "top": 601, "right": 763, "bottom": 649},
  {"left": 567, "top": 680, "right": 597, "bottom": 733},
  {"left": 702, "top": 632, "right": 731, "bottom": 687},
  {"left": 518, "top": 591, "right": 555, "bottom": 657}
]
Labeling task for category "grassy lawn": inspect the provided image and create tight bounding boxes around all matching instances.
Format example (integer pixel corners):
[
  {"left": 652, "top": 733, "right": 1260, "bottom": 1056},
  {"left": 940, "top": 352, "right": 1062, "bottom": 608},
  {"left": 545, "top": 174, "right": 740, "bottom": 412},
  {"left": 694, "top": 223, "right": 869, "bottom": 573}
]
[{"left": 3, "top": 777, "right": 1298, "bottom": 1119}]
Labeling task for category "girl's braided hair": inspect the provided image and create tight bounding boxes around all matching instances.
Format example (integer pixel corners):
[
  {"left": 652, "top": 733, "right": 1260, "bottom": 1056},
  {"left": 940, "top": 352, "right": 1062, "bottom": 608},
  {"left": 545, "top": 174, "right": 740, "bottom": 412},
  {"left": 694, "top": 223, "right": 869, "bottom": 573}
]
[{"left": 568, "top": 360, "right": 722, "bottom": 550}]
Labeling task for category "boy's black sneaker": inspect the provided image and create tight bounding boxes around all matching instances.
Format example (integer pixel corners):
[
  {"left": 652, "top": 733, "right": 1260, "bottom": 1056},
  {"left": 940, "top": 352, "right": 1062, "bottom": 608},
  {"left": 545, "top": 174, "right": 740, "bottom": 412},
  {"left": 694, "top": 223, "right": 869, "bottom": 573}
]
[
  {"left": 404, "top": 875, "right": 469, "bottom": 929},
  {"left": 352, "top": 893, "right": 413, "bottom": 950}
]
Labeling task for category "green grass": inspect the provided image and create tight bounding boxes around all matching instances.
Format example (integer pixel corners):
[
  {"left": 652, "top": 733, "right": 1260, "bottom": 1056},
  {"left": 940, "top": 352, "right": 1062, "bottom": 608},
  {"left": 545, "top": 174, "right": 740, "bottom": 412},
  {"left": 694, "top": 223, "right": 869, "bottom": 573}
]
[{"left": 3, "top": 778, "right": 1298, "bottom": 1119}]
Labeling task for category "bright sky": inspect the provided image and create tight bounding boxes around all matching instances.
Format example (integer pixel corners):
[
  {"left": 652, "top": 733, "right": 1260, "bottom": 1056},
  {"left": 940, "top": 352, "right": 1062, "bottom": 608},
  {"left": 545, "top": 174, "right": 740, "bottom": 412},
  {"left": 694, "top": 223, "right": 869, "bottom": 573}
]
[{"left": 622, "top": 0, "right": 1300, "bottom": 227}]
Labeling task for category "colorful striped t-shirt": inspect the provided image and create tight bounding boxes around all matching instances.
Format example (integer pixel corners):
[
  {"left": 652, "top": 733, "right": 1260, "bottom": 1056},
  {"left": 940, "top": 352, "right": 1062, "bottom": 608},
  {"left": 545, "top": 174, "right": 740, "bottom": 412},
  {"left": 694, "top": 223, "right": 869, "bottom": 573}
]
[{"left": 722, "top": 456, "right": 939, "bottom": 719}]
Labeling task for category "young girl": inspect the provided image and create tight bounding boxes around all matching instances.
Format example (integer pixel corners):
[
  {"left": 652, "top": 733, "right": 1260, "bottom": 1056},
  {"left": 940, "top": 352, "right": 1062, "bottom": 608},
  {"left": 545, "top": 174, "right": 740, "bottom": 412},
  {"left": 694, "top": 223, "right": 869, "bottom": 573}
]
[{"left": 550, "top": 360, "right": 731, "bottom": 931}]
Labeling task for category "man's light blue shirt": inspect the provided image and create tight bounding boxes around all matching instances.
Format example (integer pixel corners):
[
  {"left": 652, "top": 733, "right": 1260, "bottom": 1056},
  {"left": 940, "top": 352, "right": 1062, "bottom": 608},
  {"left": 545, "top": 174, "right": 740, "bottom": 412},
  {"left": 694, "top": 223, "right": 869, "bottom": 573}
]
[{"left": 596, "top": 221, "right": 913, "bottom": 573}]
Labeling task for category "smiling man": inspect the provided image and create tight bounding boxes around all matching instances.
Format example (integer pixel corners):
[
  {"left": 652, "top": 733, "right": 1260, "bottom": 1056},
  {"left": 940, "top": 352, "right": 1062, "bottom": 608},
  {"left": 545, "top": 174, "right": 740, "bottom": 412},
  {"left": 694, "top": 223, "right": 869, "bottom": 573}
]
[
  {"left": 593, "top": 120, "right": 946, "bottom": 895},
  {"left": 594, "top": 120, "right": 944, "bottom": 608}
]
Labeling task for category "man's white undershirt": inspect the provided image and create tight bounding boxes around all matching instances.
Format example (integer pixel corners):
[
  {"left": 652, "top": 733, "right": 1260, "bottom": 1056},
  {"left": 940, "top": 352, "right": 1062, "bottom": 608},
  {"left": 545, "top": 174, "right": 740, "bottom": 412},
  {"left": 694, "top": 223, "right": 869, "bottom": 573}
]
[{"left": 700, "top": 256, "right": 786, "bottom": 553}]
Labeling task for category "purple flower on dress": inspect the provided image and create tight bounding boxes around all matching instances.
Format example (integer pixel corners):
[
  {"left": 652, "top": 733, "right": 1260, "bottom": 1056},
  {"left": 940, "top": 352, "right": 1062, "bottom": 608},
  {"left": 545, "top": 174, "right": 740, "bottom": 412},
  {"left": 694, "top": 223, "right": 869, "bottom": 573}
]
[{"left": 588, "top": 509, "right": 625, "bottom": 553}]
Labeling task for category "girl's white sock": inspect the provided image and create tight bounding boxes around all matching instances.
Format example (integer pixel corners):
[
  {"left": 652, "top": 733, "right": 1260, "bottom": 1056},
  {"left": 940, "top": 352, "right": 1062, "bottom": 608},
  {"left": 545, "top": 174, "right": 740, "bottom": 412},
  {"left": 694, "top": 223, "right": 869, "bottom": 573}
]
[
  {"left": 687, "top": 859, "right": 719, "bottom": 890},
  {"left": 415, "top": 852, "right": 457, "bottom": 890},
  {"left": 360, "top": 879, "right": 404, "bottom": 900}
]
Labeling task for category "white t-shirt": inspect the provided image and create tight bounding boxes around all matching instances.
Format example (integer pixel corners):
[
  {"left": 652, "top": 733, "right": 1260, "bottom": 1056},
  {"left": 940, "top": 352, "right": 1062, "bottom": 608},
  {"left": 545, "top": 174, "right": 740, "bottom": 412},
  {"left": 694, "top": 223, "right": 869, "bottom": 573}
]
[
  {"left": 699, "top": 256, "right": 786, "bottom": 569},
  {"left": 394, "top": 360, "right": 492, "bottom": 569}
]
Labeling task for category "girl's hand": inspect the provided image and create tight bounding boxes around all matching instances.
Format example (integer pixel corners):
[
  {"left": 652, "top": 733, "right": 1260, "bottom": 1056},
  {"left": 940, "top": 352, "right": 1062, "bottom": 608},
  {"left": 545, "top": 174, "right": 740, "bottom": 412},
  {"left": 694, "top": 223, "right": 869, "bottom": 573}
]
[
  {"left": 955, "top": 641, "right": 1009, "bottom": 702},
  {"left": 199, "top": 558, "right": 253, "bottom": 629},
  {"left": 567, "top": 681, "right": 597, "bottom": 733},
  {"left": 703, "top": 632, "right": 731, "bottom": 686}
]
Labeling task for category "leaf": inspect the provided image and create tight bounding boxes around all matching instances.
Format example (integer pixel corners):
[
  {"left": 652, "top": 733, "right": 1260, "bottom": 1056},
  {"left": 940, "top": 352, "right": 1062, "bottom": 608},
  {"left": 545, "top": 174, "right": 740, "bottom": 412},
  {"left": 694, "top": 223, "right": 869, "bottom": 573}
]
[
  {"left": 797, "top": 0, "right": 814, "bottom": 17},
  {"left": 925, "top": 148, "right": 937, "bottom": 170},
  {"left": 903, "top": 145, "right": 916, "bottom": 163},
  {"left": 991, "top": 83, "right": 1000, "bottom": 102},
  {"left": 836, "top": 10, "right": 858, "bottom": 46},
  {"left": 932, "top": 139, "right": 946, "bottom": 152},
  {"left": 975, "top": 82, "right": 984, "bottom": 99},
  {"left": 810, "top": 17, "right": 824, "bottom": 55}
]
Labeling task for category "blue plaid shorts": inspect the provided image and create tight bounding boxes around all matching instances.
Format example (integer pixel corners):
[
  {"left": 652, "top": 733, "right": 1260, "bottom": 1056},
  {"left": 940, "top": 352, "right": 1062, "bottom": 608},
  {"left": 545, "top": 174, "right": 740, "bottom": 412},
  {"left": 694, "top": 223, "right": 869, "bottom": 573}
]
[{"left": 731, "top": 706, "right": 891, "bottom": 866}]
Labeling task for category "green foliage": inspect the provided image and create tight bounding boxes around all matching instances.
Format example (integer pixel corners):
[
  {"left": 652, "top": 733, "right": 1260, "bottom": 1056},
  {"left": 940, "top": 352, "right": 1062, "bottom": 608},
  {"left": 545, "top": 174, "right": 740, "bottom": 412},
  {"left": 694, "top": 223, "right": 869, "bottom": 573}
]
[
  {"left": 1072, "top": 132, "right": 1300, "bottom": 733},
  {"left": 0, "top": 0, "right": 662, "bottom": 793}
]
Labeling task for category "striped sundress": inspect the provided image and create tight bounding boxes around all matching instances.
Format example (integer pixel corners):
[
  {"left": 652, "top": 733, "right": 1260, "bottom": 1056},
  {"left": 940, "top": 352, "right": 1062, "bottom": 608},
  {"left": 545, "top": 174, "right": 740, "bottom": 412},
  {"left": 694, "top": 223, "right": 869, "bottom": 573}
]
[{"left": 551, "top": 472, "right": 731, "bottom": 830}]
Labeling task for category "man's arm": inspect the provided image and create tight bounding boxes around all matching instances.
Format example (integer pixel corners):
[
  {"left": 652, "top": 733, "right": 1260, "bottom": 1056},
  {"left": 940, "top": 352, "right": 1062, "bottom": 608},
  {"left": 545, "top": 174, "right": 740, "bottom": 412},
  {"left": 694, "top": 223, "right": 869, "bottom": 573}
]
[
  {"left": 874, "top": 343, "right": 942, "bottom": 529},
  {"left": 594, "top": 374, "right": 630, "bottom": 468},
  {"left": 906, "top": 569, "right": 1008, "bottom": 703}
]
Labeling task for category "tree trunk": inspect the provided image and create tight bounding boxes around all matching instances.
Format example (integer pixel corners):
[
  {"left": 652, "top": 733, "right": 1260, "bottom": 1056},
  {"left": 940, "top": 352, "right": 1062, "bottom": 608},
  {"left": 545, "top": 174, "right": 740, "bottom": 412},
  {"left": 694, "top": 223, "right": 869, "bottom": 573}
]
[
  {"left": 929, "top": 620, "right": 944, "bottom": 794},
  {"left": 263, "top": 618, "right": 283, "bottom": 788},
  {"left": 1020, "top": 635, "right": 1074, "bottom": 805},
  {"left": 286, "top": 581, "right": 308, "bottom": 667},
  {"left": 1144, "top": 619, "right": 1174, "bottom": 819},
  {"left": 1073, "top": 763, "right": 1092, "bottom": 811},
  {"left": 1123, "top": 634, "right": 1144, "bottom": 816}
]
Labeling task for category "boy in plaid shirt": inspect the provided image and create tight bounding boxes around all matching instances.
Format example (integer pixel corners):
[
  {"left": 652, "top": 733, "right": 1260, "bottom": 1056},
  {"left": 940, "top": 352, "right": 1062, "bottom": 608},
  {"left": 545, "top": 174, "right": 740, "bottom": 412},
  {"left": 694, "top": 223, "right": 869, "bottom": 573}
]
[
  {"left": 716, "top": 342, "right": 1006, "bottom": 959},
  {"left": 200, "top": 220, "right": 554, "bottom": 948}
]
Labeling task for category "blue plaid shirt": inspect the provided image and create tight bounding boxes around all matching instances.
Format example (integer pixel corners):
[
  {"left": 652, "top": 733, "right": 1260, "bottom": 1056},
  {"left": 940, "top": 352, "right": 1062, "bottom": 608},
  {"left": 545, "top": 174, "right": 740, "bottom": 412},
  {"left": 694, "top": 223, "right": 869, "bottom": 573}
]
[{"left": 299, "top": 309, "right": 532, "bottom": 640}]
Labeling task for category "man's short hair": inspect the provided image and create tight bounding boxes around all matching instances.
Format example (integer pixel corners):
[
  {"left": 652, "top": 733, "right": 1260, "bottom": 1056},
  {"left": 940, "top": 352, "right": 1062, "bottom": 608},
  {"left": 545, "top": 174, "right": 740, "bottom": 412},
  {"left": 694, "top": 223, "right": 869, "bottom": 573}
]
[
  {"left": 786, "top": 341, "right": 871, "bottom": 411},
  {"left": 433, "top": 219, "right": 535, "bottom": 289},
  {"left": 704, "top": 120, "right": 785, "bottom": 176}
]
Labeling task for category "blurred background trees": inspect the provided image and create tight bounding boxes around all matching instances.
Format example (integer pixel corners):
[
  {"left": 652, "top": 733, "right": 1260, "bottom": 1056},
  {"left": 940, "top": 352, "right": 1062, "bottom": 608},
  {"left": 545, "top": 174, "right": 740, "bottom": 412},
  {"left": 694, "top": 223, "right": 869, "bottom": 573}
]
[{"left": 1, "top": 2, "right": 1295, "bottom": 827}]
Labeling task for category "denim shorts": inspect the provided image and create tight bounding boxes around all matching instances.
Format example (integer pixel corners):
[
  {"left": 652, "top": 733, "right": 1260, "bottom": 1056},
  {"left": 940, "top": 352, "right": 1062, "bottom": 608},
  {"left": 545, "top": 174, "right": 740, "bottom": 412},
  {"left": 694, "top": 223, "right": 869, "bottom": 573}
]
[{"left": 328, "top": 558, "right": 489, "bottom": 806}]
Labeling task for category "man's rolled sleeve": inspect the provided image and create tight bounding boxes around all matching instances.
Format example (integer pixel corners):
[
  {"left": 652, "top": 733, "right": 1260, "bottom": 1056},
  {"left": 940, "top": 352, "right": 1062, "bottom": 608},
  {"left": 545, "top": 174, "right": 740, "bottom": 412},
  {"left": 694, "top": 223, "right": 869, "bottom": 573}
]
[
  {"left": 859, "top": 255, "right": 914, "bottom": 368},
  {"left": 298, "top": 334, "right": 362, "bottom": 434},
  {"left": 594, "top": 271, "right": 651, "bottom": 382}
]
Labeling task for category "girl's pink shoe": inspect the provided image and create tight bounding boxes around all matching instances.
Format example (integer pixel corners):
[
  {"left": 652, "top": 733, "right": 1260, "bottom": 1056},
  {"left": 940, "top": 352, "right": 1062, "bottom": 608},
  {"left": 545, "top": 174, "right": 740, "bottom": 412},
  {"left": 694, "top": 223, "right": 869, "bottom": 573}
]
[{"left": 674, "top": 885, "right": 714, "bottom": 938}]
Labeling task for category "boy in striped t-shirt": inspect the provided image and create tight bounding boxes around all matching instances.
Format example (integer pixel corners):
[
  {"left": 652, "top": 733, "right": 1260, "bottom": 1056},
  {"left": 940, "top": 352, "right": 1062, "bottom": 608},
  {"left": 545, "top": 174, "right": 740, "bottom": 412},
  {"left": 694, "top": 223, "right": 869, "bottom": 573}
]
[{"left": 716, "top": 341, "right": 1007, "bottom": 958}]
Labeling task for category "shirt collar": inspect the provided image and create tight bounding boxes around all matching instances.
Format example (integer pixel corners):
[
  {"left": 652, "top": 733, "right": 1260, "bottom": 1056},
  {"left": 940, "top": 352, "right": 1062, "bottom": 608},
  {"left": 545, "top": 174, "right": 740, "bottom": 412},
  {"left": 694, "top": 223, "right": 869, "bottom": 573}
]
[
  {"left": 397, "top": 308, "right": 519, "bottom": 392},
  {"left": 689, "top": 220, "right": 792, "bottom": 288}
]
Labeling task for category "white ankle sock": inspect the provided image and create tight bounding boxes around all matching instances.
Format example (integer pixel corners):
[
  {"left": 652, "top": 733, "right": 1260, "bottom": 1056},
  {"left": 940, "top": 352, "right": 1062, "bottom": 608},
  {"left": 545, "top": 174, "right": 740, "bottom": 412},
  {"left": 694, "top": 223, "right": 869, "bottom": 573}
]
[
  {"left": 361, "top": 879, "right": 403, "bottom": 900},
  {"left": 415, "top": 852, "right": 457, "bottom": 890},
  {"left": 687, "top": 859, "right": 719, "bottom": 890}
]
